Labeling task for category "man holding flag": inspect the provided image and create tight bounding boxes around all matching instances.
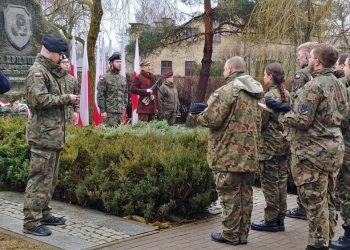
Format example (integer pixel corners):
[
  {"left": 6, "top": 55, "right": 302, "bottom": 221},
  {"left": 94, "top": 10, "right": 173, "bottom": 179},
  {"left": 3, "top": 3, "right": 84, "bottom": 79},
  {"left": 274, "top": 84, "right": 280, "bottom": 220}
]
[
  {"left": 131, "top": 60, "right": 158, "bottom": 122},
  {"left": 97, "top": 52, "right": 128, "bottom": 127}
]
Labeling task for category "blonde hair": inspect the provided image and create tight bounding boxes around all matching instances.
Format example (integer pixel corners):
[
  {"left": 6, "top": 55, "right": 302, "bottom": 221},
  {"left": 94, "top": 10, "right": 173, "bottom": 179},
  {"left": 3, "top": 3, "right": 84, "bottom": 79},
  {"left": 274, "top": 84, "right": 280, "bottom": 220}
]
[
  {"left": 226, "top": 56, "right": 246, "bottom": 72},
  {"left": 297, "top": 42, "right": 318, "bottom": 53}
]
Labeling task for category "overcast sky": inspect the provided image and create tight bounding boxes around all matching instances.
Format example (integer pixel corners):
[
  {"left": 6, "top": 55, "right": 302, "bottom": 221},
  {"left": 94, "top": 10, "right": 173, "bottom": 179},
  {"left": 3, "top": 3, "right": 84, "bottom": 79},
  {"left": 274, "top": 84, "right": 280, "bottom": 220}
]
[{"left": 100, "top": 0, "right": 217, "bottom": 52}]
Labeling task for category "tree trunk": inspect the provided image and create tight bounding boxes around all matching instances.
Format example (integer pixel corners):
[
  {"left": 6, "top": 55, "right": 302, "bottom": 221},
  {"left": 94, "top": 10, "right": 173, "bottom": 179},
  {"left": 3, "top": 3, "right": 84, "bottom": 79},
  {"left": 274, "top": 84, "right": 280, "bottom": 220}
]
[
  {"left": 87, "top": 0, "right": 103, "bottom": 122},
  {"left": 195, "top": 0, "right": 213, "bottom": 102},
  {"left": 303, "top": 0, "right": 313, "bottom": 42}
]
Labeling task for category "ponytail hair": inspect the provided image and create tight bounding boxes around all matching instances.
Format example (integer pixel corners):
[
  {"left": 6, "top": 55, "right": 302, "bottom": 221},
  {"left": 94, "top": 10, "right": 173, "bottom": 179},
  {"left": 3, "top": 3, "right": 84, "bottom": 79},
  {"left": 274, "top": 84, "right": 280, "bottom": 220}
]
[{"left": 265, "top": 63, "right": 286, "bottom": 103}]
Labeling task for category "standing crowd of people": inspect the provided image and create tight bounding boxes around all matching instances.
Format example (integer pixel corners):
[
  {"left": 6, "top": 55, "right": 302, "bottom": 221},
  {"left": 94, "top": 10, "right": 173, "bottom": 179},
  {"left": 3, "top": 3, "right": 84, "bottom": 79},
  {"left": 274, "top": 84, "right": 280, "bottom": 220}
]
[
  {"left": 1, "top": 36, "right": 349, "bottom": 250},
  {"left": 190, "top": 42, "right": 350, "bottom": 250}
]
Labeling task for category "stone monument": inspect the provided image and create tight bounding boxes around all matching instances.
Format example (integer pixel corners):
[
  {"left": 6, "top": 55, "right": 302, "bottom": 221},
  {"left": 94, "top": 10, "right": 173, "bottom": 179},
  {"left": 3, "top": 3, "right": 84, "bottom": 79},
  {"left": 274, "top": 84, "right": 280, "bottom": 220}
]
[{"left": 0, "top": 0, "right": 64, "bottom": 97}]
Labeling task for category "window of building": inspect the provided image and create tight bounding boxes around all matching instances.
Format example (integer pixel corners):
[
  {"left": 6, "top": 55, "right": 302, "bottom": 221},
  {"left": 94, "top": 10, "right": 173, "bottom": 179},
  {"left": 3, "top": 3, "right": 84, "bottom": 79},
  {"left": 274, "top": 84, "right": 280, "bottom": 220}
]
[
  {"left": 185, "top": 61, "right": 195, "bottom": 77},
  {"left": 161, "top": 60, "right": 172, "bottom": 75}
]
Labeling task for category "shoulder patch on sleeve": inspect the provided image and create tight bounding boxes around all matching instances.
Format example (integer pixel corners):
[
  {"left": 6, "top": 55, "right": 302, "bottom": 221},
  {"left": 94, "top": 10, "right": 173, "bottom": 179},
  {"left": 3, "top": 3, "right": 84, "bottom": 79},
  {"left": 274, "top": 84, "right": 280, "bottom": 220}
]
[
  {"left": 213, "top": 92, "right": 219, "bottom": 97},
  {"left": 294, "top": 74, "right": 301, "bottom": 79},
  {"left": 99, "top": 75, "right": 104, "bottom": 80},
  {"left": 34, "top": 72, "right": 42, "bottom": 78}
]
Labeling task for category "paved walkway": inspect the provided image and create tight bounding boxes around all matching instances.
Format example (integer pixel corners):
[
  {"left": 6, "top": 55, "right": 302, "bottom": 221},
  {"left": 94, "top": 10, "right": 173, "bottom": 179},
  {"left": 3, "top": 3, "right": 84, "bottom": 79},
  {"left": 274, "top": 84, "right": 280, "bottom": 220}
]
[{"left": 0, "top": 189, "right": 344, "bottom": 250}]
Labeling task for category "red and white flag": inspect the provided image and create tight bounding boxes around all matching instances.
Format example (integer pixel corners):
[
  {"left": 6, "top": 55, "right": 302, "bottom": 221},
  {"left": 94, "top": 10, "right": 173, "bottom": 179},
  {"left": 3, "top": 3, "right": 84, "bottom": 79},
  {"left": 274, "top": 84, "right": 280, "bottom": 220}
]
[
  {"left": 132, "top": 38, "right": 140, "bottom": 125},
  {"left": 78, "top": 38, "right": 90, "bottom": 126},
  {"left": 70, "top": 36, "right": 78, "bottom": 78},
  {"left": 93, "top": 36, "right": 104, "bottom": 126},
  {"left": 120, "top": 42, "right": 128, "bottom": 124}
]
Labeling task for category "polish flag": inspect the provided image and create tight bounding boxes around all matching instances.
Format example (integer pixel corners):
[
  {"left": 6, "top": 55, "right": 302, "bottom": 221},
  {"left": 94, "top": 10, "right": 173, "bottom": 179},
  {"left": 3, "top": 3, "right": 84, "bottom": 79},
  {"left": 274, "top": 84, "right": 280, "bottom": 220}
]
[
  {"left": 132, "top": 38, "right": 140, "bottom": 125},
  {"left": 78, "top": 38, "right": 90, "bottom": 126},
  {"left": 93, "top": 36, "right": 104, "bottom": 126},
  {"left": 70, "top": 36, "right": 78, "bottom": 78},
  {"left": 120, "top": 42, "right": 128, "bottom": 124}
]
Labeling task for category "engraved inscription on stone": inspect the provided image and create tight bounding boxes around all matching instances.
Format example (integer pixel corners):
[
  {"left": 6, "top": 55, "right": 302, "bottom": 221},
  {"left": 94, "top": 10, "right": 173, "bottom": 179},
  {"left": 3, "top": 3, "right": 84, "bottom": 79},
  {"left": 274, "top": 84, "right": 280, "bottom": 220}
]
[{"left": 4, "top": 4, "right": 32, "bottom": 51}]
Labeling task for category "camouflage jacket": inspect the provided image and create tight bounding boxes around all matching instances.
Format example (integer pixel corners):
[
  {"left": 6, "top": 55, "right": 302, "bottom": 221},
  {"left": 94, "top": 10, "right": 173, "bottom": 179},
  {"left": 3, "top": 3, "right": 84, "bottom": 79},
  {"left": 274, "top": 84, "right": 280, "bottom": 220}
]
[
  {"left": 259, "top": 85, "right": 291, "bottom": 160},
  {"left": 334, "top": 69, "right": 348, "bottom": 86},
  {"left": 291, "top": 64, "right": 312, "bottom": 100},
  {"left": 158, "top": 81, "right": 179, "bottom": 113},
  {"left": 197, "top": 72, "right": 264, "bottom": 173},
  {"left": 26, "top": 54, "right": 72, "bottom": 150},
  {"left": 62, "top": 72, "right": 80, "bottom": 123},
  {"left": 281, "top": 68, "right": 349, "bottom": 173},
  {"left": 97, "top": 69, "right": 128, "bottom": 114}
]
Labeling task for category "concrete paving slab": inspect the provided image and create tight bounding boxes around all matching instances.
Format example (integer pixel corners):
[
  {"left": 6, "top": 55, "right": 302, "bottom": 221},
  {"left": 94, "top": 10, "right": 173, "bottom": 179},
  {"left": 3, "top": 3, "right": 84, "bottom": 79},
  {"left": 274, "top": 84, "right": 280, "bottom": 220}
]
[{"left": 0, "top": 191, "right": 157, "bottom": 250}]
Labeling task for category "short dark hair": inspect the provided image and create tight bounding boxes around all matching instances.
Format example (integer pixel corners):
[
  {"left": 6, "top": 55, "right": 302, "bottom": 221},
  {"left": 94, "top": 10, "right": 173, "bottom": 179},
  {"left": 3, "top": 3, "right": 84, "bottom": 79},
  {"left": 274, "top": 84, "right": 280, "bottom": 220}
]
[
  {"left": 338, "top": 53, "right": 350, "bottom": 65},
  {"left": 265, "top": 63, "right": 285, "bottom": 84},
  {"left": 312, "top": 43, "right": 339, "bottom": 68}
]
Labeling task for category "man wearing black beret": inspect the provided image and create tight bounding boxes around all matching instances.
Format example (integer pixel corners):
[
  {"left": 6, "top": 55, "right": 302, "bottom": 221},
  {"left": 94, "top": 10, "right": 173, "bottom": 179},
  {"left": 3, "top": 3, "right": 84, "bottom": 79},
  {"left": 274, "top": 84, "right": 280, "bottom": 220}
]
[
  {"left": 97, "top": 52, "right": 128, "bottom": 126},
  {"left": 23, "top": 36, "right": 80, "bottom": 236}
]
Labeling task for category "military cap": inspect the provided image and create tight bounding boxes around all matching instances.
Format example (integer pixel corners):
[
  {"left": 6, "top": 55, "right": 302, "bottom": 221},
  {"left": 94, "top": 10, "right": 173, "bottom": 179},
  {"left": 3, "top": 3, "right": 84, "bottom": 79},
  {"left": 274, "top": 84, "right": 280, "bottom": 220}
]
[
  {"left": 140, "top": 60, "right": 151, "bottom": 67},
  {"left": 60, "top": 53, "right": 69, "bottom": 62},
  {"left": 108, "top": 52, "right": 121, "bottom": 61},
  {"left": 163, "top": 71, "right": 173, "bottom": 79},
  {"left": 42, "top": 37, "right": 68, "bottom": 53},
  {"left": 189, "top": 103, "right": 208, "bottom": 114}
]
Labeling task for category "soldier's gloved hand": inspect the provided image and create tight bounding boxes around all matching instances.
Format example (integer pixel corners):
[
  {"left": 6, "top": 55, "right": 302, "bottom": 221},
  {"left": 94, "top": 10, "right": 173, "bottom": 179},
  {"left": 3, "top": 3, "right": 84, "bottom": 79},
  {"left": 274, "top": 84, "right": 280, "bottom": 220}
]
[
  {"left": 69, "top": 94, "right": 80, "bottom": 105},
  {"left": 265, "top": 97, "right": 291, "bottom": 112},
  {"left": 146, "top": 88, "right": 153, "bottom": 94},
  {"left": 189, "top": 103, "right": 208, "bottom": 114}
]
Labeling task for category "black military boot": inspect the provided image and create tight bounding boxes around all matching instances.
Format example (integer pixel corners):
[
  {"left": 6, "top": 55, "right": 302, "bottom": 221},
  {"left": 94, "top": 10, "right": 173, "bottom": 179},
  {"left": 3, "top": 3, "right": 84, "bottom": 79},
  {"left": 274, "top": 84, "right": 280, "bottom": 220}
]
[
  {"left": 23, "top": 225, "right": 52, "bottom": 236},
  {"left": 277, "top": 218, "right": 285, "bottom": 232},
  {"left": 305, "top": 245, "right": 329, "bottom": 250},
  {"left": 329, "top": 225, "right": 350, "bottom": 249},
  {"left": 251, "top": 219, "right": 279, "bottom": 232},
  {"left": 40, "top": 216, "right": 66, "bottom": 226},
  {"left": 286, "top": 207, "right": 307, "bottom": 220}
]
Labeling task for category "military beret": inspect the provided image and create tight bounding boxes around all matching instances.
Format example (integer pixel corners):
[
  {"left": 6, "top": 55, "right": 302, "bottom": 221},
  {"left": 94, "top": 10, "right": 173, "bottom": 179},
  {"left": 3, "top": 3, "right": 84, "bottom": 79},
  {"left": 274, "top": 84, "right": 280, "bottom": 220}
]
[
  {"left": 265, "top": 97, "right": 291, "bottom": 112},
  {"left": 163, "top": 71, "right": 173, "bottom": 79},
  {"left": 42, "top": 37, "right": 68, "bottom": 53},
  {"left": 108, "top": 52, "right": 121, "bottom": 61},
  {"left": 60, "top": 53, "right": 69, "bottom": 62},
  {"left": 189, "top": 103, "right": 208, "bottom": 114},
  {"left": 140, "top": 60, "right": 151, "bottom": 67}
]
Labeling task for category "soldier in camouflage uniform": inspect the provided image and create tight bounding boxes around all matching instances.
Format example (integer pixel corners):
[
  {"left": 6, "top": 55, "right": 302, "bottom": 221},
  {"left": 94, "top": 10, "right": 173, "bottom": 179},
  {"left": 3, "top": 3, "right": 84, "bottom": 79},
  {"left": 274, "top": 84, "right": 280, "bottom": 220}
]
[
  {"left": 281, "top": 44, "right": 349, "bottom": 250},
  {"left": 251, "top": 63, "right": 291, "bottom": 233},
  {"left": 334, "top": 53, "right": 349, "bottom": 87},
  {"left": 23, "top": 37, "right": 80, "bottom": 236},
  {"left": 330, "top": 56, "right": 350, "bottom": 250},
  {"left": 158, "top": 71, "right": 179, "bottom": 125},
  {"left": 193, "top": 56, "right": 264, "bottom": 246},
  {"left": 97, "top": 53, "right": 128, "bottom": 127},
  {"left": 287, "top": 41, "right": 318, "bottom": 221},
  {"left": 60, "top": 55, "right": 80, "bottom": 124}
]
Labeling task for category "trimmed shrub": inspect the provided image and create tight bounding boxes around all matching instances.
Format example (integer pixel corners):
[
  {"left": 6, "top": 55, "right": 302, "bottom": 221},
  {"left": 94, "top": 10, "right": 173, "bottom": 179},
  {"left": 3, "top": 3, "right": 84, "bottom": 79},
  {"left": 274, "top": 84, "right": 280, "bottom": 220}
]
[{"left": 0, "top": 117, "right": 216, "bottom": 221}]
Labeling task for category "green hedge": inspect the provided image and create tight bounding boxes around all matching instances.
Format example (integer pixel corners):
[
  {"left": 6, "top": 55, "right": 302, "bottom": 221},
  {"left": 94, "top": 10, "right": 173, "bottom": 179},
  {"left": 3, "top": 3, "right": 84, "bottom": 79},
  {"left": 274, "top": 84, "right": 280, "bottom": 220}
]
[{"left": 0, "top": 117, "right": 216, "bottom": 221}]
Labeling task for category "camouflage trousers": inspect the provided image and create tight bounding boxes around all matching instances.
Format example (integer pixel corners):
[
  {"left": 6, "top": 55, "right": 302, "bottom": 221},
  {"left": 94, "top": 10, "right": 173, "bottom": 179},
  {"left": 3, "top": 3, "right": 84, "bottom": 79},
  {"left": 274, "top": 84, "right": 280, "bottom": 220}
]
[
  {"left": 23, "top": 148, "right": 61, "bottom": 229},
  {"left": 260, "top": 155, "right": 289, "bottom": 221},
  {"left": 161, "top": 111, "right": 177, "bottom": 125},
  {"left": 338, "top": 158, "right": 350, "bottom": 227},
  {"left": 104, "top": 113, "right": 123, "bottom": 127},
  {"left": 215, "top": 172, "right": 254, "bottom": 242},
  {"left": 292, "top": 157, "right": 337, "bottom": 248}
]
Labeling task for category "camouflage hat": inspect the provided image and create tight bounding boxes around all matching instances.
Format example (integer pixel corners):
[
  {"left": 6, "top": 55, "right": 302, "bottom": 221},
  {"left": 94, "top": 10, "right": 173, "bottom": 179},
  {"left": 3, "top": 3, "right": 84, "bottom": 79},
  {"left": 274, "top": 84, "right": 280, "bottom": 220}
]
[
  {"left": 42, "top": 37, "right": 68, "bottom": 53},
  {"left": 140, "top": 60, "right": 151, "bottom": 67},
  {"left": 163, "top": 71, "right": 173, "bottom": 78}
]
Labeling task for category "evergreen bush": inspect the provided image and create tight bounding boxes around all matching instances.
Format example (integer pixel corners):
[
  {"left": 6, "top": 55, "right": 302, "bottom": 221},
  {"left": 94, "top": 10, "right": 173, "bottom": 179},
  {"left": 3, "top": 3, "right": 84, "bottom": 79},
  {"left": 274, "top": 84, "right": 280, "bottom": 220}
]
[{"left": 0, "top": 118, "right": 216, "bottom": 221}]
